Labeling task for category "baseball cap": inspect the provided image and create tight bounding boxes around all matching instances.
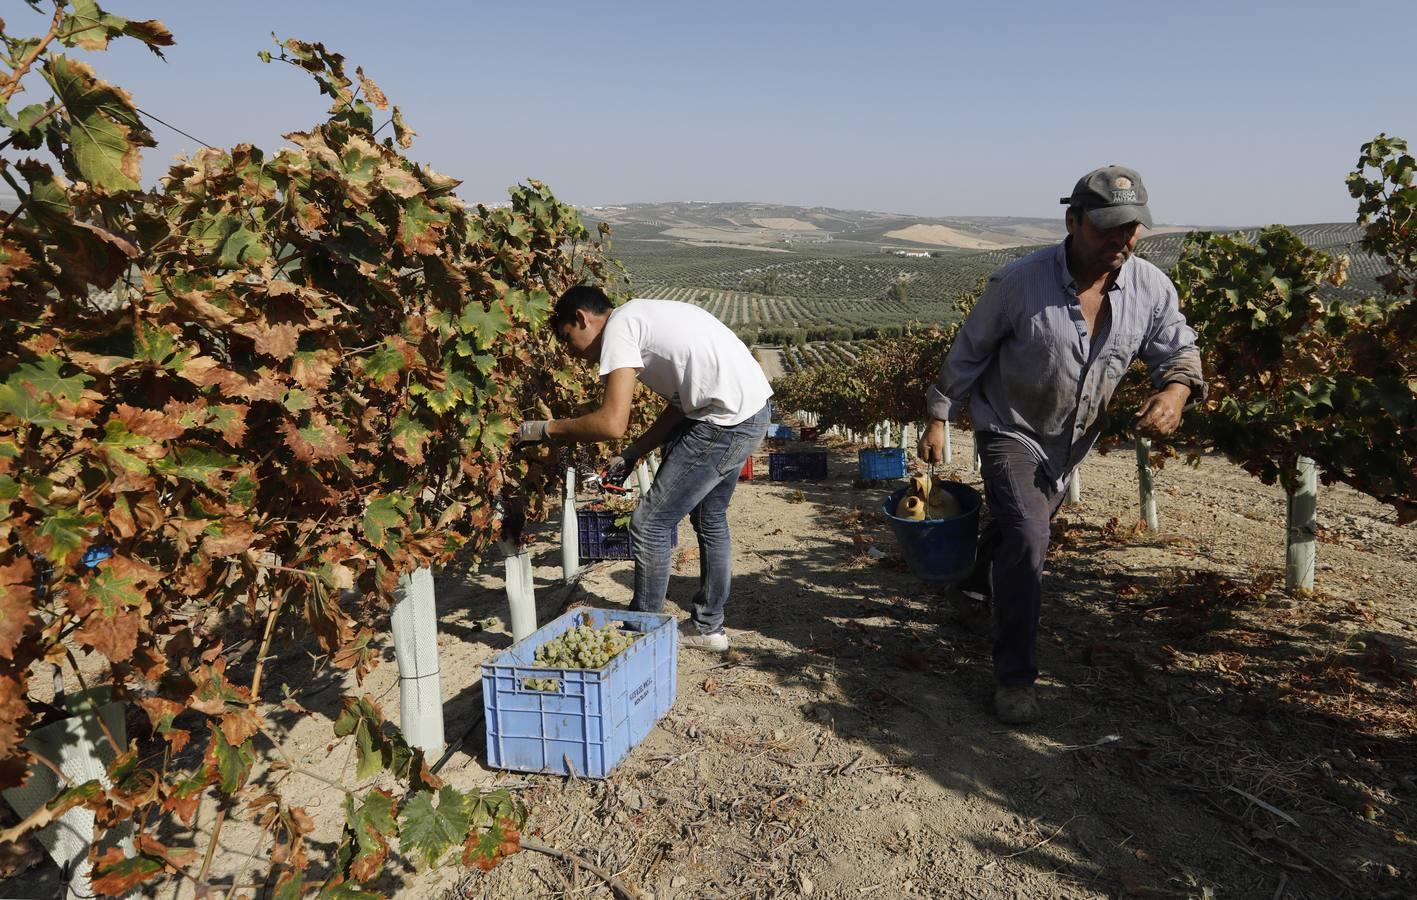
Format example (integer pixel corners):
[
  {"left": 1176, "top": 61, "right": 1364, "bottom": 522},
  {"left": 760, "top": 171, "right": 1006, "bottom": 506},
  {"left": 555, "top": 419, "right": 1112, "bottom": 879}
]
[{"left": 1060, "top": 165, "right": 1153, "bottom": 229}]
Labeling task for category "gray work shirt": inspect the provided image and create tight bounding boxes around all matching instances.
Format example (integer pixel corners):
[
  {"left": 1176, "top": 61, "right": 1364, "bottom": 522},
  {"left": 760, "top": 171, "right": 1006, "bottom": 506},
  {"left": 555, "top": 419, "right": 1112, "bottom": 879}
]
[{"left": 927, "top": 241, "right": 1206, "bottom": 490}]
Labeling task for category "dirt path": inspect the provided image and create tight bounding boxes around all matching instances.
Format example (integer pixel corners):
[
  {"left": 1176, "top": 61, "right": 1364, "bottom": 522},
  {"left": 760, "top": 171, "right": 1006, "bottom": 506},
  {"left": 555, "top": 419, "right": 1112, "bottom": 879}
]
[
  {"left": 8, "top": 431, "right": 1411, "bottom": 899},
  {"left": 755, "top": 346, "right": 786, "bottom": 381},
  {"left": 443, "top": 431, "right": 1415, "bottom": 899}
]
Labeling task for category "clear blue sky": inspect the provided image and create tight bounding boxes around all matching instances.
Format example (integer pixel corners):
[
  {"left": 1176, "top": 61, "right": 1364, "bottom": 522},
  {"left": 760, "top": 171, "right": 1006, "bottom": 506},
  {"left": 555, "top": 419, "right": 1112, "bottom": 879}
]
[{"left": 10, "top": 0, "right": 1416, "bottom": 225}]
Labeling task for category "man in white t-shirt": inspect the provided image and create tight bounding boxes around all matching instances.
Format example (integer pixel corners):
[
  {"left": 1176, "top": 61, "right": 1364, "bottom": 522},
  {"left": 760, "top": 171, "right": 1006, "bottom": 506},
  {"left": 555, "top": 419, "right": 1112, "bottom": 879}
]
[{"left": 515, "top": 285, "right": 772, "bottom": 652}]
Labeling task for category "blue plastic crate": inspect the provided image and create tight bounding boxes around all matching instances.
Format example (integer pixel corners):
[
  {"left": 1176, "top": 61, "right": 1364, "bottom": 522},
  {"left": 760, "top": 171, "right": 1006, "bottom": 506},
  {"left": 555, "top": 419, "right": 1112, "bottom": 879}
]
[
  {"left": 767, "top": 423, "right": 795, "bottom": 440},
  {"left": 858, "top": 448, "right": 907, "bottom": 481},
  {"left": 576, "top": 509, "right": 677, "bottom": 561},
  {"left": 768, "top": 450, "right": 828, "bottom": 481},
  {"left": 481, "top": 607, "right": 678, "bottom": 778}
]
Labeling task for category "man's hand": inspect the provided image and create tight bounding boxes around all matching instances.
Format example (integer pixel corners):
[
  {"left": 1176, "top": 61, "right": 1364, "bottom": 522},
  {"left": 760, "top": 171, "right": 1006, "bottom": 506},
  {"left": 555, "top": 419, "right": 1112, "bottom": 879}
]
[
  {"left": 515, "top": 420, "right": 551, "bottom": 445},
  {"left": 1134, "top": 384, "right": 1190, "bottom": 437},
  {"left": 603, "top": 453, "right": 632, "bottom": 485},
  {"left": 917, "top": 420, "right": 947, "bottom": 464}
]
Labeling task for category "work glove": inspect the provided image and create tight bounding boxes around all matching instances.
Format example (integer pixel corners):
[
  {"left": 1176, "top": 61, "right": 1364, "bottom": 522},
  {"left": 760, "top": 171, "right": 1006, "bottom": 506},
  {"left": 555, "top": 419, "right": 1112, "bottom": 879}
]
[
  {"left": 515, "top": 420, "right": 551, "bottom": 445},
  {"left": 602, "top": 453, "right": 633, "bottom": 486}
]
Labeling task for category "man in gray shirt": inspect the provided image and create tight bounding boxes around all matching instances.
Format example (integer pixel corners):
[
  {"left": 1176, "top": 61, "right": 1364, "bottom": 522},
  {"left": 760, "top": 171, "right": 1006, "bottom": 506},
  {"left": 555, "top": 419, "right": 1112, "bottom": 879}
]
[{"left": 918, "top": 166, "right": 1205, "bottom": 725}]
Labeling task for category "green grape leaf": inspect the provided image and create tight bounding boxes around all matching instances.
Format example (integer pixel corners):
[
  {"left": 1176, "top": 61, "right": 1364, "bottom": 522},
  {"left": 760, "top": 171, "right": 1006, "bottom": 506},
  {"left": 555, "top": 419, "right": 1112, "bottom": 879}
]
[
  {"left": 43, "top": 55, "right": 149, "bottom": 193},
  {"left": 399, "top": 786, "right": 470, "bottom": 869}
]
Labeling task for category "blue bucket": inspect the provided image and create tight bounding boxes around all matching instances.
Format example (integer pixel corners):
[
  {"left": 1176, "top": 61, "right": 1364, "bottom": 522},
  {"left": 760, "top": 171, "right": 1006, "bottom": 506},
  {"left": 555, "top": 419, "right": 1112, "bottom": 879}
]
[{"left": 882, "top": 482, "right": 982, "bottom": 583}]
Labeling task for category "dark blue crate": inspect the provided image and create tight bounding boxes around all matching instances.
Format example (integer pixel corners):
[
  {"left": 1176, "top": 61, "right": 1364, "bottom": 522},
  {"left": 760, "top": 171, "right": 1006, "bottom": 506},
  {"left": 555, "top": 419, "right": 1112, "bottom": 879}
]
[
  {"left": 482, "top": 607, "right": 678, "bottom": 778},
  {"left": 768, "top": 450, "right": 828, "bottom": 481},
  {"left": 577, "top": 509, "right": 677, "bottom": 561},
  {"left": 858, "top": 448, "right": 907, "bottom": 481}
]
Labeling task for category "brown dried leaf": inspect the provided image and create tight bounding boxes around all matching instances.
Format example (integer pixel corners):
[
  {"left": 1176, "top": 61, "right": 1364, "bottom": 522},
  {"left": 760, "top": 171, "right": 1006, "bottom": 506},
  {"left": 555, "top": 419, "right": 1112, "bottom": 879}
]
[
  {"left": 115, "top": 404, "right": 187, "bottom": 440},
  {"left": 206, "top": 403, "right": 249, "bottom": 445},
  {"left": 202, "top": 519, "right": 256, "bottom": 557},
  {"left": 178, "top": 355, "right": 222, "bottom": 385},
  {"left": 74, "top": 607, "right": 141, "bottom": 662},
  {"left": 291, "top": 350, "right": 337, "bottom": 391},
  {"left": 103, "top": 496, "right": 136, "bottom": 538},
  {"left": 171, "top": 288, "right": 240, "bottom": 328},
  {"left": 90, "top": 847, "right": 165, "bottom": 896},
  {"left": 356, "top": 67, "right": 388, "bottom": 109},
  {"left": 219, "top": 707, "right": 262, "bottom": 746},
  {"left": 0, "top": 239, "right": 34, "bottom": 290},
  {"left": 235, "top": 321, "right": 301, "bottom": 360},
  {"left": 0, "top": 674, "right": 32, "bottom": 760},
  {"left": 0, "top": 558, "right": 36, "bottom": 660},
  {"left": 137, "top": 696, "right": 183, "bottom": 728}
]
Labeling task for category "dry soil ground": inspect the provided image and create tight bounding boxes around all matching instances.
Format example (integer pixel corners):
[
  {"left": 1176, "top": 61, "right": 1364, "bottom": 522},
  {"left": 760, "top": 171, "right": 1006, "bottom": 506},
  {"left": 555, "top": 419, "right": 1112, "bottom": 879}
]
[{"left": 4, "top": 429, "right": 1414, "bottom": 900}]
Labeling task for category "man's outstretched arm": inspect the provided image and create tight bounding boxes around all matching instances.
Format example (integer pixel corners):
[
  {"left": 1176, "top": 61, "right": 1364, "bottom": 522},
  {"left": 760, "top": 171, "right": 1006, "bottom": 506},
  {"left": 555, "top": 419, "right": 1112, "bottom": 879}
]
[{"left": 520, "top": 367, "right": 639, "bottom": 444}]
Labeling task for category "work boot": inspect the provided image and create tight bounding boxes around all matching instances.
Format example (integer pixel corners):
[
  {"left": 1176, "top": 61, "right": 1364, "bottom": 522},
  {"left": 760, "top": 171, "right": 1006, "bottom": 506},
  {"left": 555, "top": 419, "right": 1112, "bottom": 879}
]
[
  {"left": 994, "top": 685, "right": 1039, "bottom": 725},
  {"left": 678, "top": 619, "right": 729, "bottom": 653}
]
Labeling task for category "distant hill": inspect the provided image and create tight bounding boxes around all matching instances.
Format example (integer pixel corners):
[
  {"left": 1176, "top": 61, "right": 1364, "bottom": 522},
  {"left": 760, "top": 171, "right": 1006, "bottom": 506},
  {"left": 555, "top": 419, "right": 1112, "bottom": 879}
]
[
  {"left": 581, "top": 203, "right": 1381, "bottom": 343},
  {"left": 581, "top": 201, "right": 1075, "bottom": 252}
]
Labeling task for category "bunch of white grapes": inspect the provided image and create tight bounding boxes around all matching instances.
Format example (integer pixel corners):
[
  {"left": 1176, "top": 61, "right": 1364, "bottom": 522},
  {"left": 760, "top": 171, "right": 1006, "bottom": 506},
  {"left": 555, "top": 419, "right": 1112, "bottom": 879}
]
[
  {"left": 535, "top": 623, "right": 638, "bottom": 671},
  {"left": 523, "top": 677, "right": 560, "bottom": 692}
]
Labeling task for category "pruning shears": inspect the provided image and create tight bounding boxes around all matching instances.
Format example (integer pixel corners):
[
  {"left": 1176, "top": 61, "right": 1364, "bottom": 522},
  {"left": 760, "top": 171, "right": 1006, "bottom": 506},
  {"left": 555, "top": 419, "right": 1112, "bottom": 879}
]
[{"left": 584, "top": 469, "right": 631, "bottom": 496}]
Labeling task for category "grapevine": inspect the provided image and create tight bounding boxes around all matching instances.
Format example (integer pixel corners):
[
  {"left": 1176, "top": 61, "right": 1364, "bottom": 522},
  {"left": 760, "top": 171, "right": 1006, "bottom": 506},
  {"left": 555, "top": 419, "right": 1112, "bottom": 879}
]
[{"left": 0, "top": 6, "right": 644, "bottom": 895}]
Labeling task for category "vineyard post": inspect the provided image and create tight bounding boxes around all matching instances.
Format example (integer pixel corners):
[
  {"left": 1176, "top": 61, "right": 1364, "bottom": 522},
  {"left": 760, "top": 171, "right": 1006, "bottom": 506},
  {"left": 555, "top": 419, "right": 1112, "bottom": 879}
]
[
  {"left": 1286, "top": 456, "right": 1318, "bottom": 591},
  {"left": 943, "top": 422, "right": 953, "bottom": 464},
  {"left": 561, "top": 468, "right": 579, "bottom": 583},
  {"left": 390, "top": 567, "right": 446, "bottom": 757},
  {"left": 502, "top": 541, "right": 538, "bottom": 642},
  {"left": 1136, "top": 439, "right": 1158, "bottom": 531},
  {"left": 646, "top": 452, "right": 660, "bottom": 479},
  {"left": 3, "top": 688, "right": 127, "bottom": 900},
  {"left": 635, "top": 460, "right": 653, "bottom": 499},
  {"left": 1066, "top": 465, "right": 1081, "bottom": 505}
]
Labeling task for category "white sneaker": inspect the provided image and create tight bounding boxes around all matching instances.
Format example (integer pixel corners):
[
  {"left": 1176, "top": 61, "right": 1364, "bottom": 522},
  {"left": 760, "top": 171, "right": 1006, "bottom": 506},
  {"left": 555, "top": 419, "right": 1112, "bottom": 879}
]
[{"left": 678, "top": 619, "right": 729, "bottom": 653}]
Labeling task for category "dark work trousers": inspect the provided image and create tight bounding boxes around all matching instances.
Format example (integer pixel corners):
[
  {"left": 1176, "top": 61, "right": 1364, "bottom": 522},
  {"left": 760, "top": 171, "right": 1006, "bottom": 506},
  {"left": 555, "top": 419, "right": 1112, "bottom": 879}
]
[{"left": 965, "top": 432, "right": 1070, "bottom": 687}]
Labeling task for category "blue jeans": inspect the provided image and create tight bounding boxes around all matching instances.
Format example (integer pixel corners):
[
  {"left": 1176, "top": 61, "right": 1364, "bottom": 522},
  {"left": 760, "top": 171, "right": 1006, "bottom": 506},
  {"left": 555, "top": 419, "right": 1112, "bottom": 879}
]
[{"left": 629, "top": 405, "right": 770, "bottom": 634}]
